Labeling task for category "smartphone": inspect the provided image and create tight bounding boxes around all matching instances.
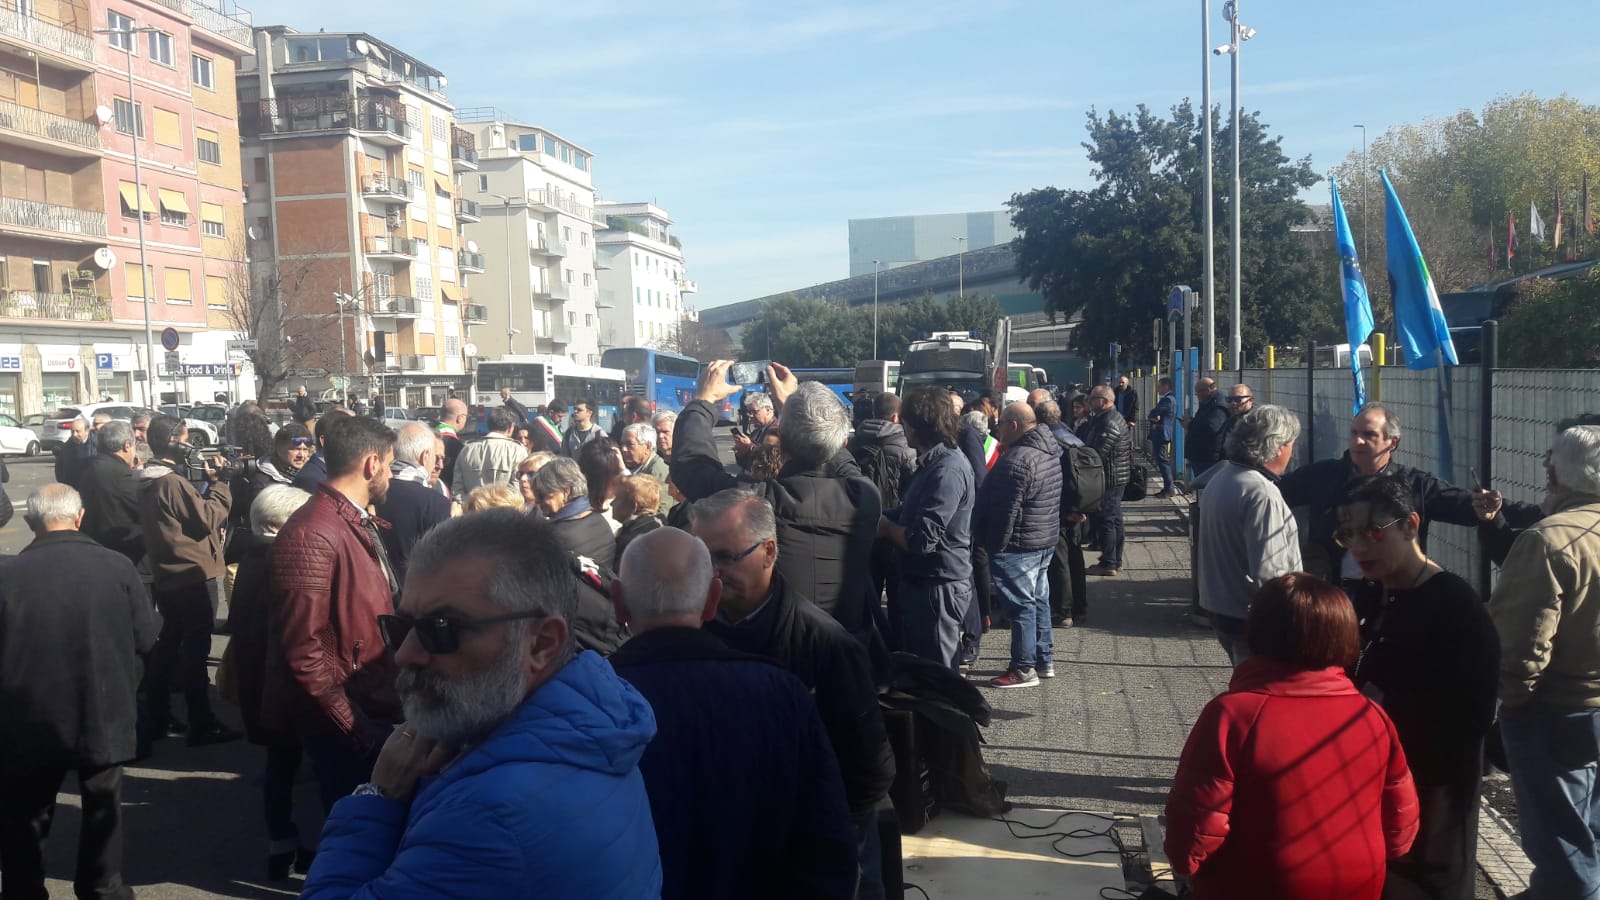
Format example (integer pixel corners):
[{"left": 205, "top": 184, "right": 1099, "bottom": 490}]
[
  {"left": 1469, "top": 467, "right": 1484, "bottom": 491},
  {"left": 730, "top": 361, "right": 770, "bottom": 386}
]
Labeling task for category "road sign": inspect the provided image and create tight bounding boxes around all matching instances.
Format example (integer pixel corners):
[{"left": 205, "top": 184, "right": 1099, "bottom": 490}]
[
  {"left": 164, "top": 351, "right": 180, "bottom": 372},
  {"left": 291, "top": 367, "right": 329, "bottom": 379},
  {"left": 226, "top": 339, "right": 258, "bottom": 351},
  {"left": 330, "top": 376, "right": 350, "bottom": 390},
  {"left": 161, "top": 327, "right": 180, "bottom": 351}
]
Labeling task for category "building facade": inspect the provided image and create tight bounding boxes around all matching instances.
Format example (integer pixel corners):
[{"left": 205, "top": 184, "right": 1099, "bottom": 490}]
[
  {"left": 594, "top": 200, "right": 696, "bottom": 351},
  {"left": 0, "top": 0, "right": 253, "bottom": 416},
  {"left": 237, "top": 26, "right": 484, "bottom": 408},
  {"left": 847, "top": 210, "right": 1018, "bottom": 278},
  {"left": 457, "top": 110, "right": 604, "bottom": 365}
]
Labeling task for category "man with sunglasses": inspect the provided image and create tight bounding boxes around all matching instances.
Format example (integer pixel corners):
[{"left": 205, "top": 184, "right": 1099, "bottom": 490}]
[
  {"left": 292, "top": 407, "right": 351, "bottom": 493},
  {"left": 268, "top": 416, "right": 403, "bottom": 814},
  {"left": 231, "top": 423, "right": 315, "bottom": 555},
  {"left": 690, "top": 489, "right": 895, "bottom": 897},
  {"left": 305, "top": 509, "right": 662, "bottom": 897},
  {"left": 1181, "top": 378, "right": 1231, "bottom": 478}
]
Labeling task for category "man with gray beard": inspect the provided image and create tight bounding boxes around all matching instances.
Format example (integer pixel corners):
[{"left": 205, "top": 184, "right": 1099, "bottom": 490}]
[{"left": 301, "top": 510, "right": 662, "bottom": 898}]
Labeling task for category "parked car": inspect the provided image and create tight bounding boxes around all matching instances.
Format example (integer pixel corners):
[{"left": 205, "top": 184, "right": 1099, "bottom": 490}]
[
  {"left": 22, "top": 413, "right": 55, "bottom": 450},
  {"left": 158, "top": 405, "right": 221, "bottom": 447},
  {"left": 41, "top": 403, "right": 157, "bottom": 447},
  {"left": 0, "top": 412, "right": 42, "bottom": 456},
  {"left": 380, "top": 408, "right": 419, "bottom": 432}
]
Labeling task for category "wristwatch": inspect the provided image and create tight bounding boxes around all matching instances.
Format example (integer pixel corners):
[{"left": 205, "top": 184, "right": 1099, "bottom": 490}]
[{"left": 351, "top": 782, "right": 389, "bottom": 799}]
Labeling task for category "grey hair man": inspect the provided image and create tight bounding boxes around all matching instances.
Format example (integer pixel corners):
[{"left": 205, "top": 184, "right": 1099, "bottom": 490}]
[
  {"left": 375, "top": 422, "right": 452, "bottom": 586},
  {"left": 650, "top": 410, "right": 678, "bottom": 459},
  {"left": 688, "top": 490, "right": 894, "bottom": 890},
  {"left": 620, "top": 422, "right": 674, "bottom": 517},
  {"left": 301, "top": 509, "right": 662, "bottom": 897},
  {"left": 0, "top": 484, "right": 159, "bottom": 900},
  {"left": 608, "top": 527, "right": 857, "bottom": 898},
  {"left": 676, "top": 362, "right": 883, "bottom": 645},
  {"left": 1490, "top": 425, "right": 1600, "bottom": 897},
  {"left": 452, "top": 407, "right": 525, "bottom": 498},
  {"left": 78, "top": 419, "right": 145, "bottom": 565},
  {"left": 1198, "top": 404, "right": 1304, "bottom": 665},
  {"left": 1077, "top": 384, "right": 1133, "bottom": 575}
]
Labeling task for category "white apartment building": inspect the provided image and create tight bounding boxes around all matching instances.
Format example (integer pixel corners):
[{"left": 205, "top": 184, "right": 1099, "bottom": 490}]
[
  {"left": 594, "top": 201, "right": 697, "bottom": 350},
  {"left": 457, "top": 110, "right": 603, "bottom": 364}
]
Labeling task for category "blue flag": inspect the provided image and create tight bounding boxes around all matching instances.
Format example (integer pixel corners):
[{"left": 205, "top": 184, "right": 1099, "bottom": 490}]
[
  {"left": 1381, "top": 171, "right": 1459, "bottom": 369},
  {"left": 1332, "top": 177, "right": 1374, "bottom": 413}
]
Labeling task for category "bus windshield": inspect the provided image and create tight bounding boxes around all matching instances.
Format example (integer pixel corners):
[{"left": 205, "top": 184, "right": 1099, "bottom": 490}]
[{"left": 475, "top": 362, "right": 546, "bottom": 394}]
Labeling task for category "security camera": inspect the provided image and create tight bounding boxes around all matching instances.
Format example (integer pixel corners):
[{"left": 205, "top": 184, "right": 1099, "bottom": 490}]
[{"left": 1213, "top": 44, "right": 1233, "bottom": 55}]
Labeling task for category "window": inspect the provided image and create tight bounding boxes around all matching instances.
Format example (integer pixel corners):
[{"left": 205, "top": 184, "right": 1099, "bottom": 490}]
[
  {"left": 563, "top": 226, "right": 571, "bottom": 242},
  {"left": 147, "top": 30, "right": 173, "bottom": 66},
  {"left": 585, "top": 314, "right": 593, "bottom": 327},
  {"left": 164, "top": 268, "right": 192, "bottom": 304},
  {"left": 564, "top": 268, "right": 573, "bottom": 284},
  {"left": 113, "top": 98, "right": 142, "bottom": 137},
  {"left": 408, "top": 169, "right": 424, "bottom": 192},
  {"left": 152, "top": 108, "right": 181, "bottom": 147},
  {"left": 574, "top": 152, "right": 588, "bottom": 171},
  {"left": 634, "top": 253, "right": 640, "bottom": 268},
  {"left": 478, "top": 174, "right": 488, "bottom": 191},
  {"left": 568, "top": 311, "right": 577, "bottom": 325},
  {"left": 158, "top": 189, "right": 189, "bottom": 227},
  {"left": 118, "top": 182, "right": 151, "bottom": 220},
  {"left": 191, "top": 54, "right": 214, "bottom": 89},
  {"left": 201, "top": 202, "right": 225, "bottom": 237},
  {"left": 517, "top": 134, "right": 538, "bottom": 152},
  {"left": 582, "top": 273, "right": 591, "bottom": 287},
  {"left": 544, "top": 136, "right": 557, "bottom": 155},
  {"left": 205, "top": 275, "right": 228, "bottom": 308},
  {"left": 444, "top": 335, "right": 459, "bottom": 355},
  {"left": 635, "top": 287, "right": 641, "bottom": 304},
  {"left": 431, "top": 116, "right": 446, "bottom": 142},
  {"left": 580, "top": 232, "right": 588, "bottom": 246},
  {"left": 124, "top": 262, "right": 146, "bottom": 300},
  {"left": 106, "top": 11, "right": 133, "bottom": 50},
  {"left": 197, "top": 134, "right": 221, "bottom": 165},
  {"left": 560, "top": 146, "right": 570, "bottom": 164},
  {"left": 416, "top": 276, "right": 433, "bottom": 299},
  {"left": 253, "top": 157, "right": 268, "bottom": 181},
  {"left": 32, "top": 260, "right": 50, "bottom": 293}
]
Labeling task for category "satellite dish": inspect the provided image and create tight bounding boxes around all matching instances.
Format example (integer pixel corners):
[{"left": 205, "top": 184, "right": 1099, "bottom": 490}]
[
  {"left": 94, "top": 105, "right": 114, "bottom": 126},
  {"left": 464, "top": 240, "right": 479, "bottom": 253},
  {"left": 246, "top": 225, "right": 260, "bottom": 240},
  {"left": 92, "top": 247, "right": 117, "bottom": 269},
  {"left": 438, "top": 76, "right": 448, "bottom": 88},
  {"left": 353, "top": 39, "right": 371, "bottom": 55}
]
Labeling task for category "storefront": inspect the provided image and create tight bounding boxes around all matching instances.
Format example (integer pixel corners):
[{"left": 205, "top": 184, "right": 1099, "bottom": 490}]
[
  {"left": 383, "top": 375, "right": 470, "bottom": 410},
  {"left": 91, "top": 345, "right": 138, "bottom": 402},
  {"left": 39, "top": 347, "right": 86, "bottom": 410},
  {"left": 0, "top": 345, "right": 20, "bottom": 419}
]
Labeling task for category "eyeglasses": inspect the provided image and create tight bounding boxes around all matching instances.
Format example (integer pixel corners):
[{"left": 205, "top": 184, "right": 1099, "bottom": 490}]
[
  {"left": 708, "top": 539, "right": 765, "bottom": 566},
  {"left": 378, "top": 610, "right": 548, "bottom": 655},
  {"left": 1332, "top": 517, "right": 1404, "bottom": 549},
  {"left": 1226, "top": 395, "right": 1252, "bottom": 405},
  {"left": 288, "top": 437, "right": 315, "bottom": 448}
]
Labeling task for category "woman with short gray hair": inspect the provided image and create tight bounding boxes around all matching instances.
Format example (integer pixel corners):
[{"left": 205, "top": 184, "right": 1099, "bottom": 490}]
[{"left": 533, "top": 457, "right": 615, "bottom": 568}]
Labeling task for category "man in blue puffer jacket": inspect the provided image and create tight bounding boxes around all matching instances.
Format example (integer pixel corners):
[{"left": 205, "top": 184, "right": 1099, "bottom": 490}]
[
  {"left": 302, "top": 510, "right": 662, "bottom": 899},
  {"left": 974, "top": 402, "right": 1063, "bottom": 689}
]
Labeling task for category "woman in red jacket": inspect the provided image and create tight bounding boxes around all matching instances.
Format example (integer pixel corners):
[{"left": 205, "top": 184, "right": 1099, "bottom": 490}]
[{"left": 1165, "top": 573, "right": 1420, "bottom": 899}]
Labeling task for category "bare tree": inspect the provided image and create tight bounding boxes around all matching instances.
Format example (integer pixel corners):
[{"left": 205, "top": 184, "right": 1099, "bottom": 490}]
[
  {"left": 218, "top": 237, "right": 344, "bottom": 399},
  {"left": 654, "top": 315, "right": 733, "bottom": 360}
]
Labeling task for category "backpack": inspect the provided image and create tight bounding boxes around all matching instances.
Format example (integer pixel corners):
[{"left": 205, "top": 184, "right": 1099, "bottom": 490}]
[
  {"left": 854, "top": 440, "right": 905, "bottom": 509},
  {"left": 1056, "top": 440, "right": 1106, "bottom": 515}
]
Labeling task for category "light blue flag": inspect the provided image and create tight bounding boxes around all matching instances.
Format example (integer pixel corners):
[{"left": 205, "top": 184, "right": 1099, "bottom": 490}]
[
  {"left": 1381, "top": 170, "right": 1459, "bottom": 369},
  {"left": 1331, "top": 177, "right": 1374, "bottom": 413}
]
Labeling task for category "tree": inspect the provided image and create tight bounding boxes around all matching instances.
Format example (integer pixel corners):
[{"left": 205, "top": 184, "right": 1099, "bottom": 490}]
[
  {"left": 654, "top": 315, "right": 735, "bottom": 360},
  {"left": 1499, "top": 267, "right": 1600, "bottom": 368},
  {"left": 1009, "top": 102, "right": 1341, "bottom": 363},
  {"left": 219, "top": 239, "right": 343, "bottom": 400}
]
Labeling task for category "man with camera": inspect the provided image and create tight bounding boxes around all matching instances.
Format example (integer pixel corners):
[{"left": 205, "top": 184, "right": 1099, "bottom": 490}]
[
  {"left": 230, "top": 422, "right": 315, "bottom": 560},
  {"left": 139, "top": 414, "right": 240, "bottom": 746}
]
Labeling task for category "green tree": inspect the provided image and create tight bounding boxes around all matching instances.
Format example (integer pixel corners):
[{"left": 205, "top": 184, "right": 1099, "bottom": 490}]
[
  {"left": 1499, "top": 267, "right": 1600, "bottom": 367},
  {"left": 1008, "top": 101, "right": 1339, "bottom": 363}
]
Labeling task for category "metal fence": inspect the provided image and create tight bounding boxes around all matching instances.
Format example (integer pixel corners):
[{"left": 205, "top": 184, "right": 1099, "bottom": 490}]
[{"left": 1132, "top": 361, "right": 1600, "bottom": 593}]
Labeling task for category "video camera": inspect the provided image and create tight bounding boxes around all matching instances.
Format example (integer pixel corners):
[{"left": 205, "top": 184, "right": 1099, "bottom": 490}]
[{"left": 173, "top": 442, "right": 254, "bottom": 484}]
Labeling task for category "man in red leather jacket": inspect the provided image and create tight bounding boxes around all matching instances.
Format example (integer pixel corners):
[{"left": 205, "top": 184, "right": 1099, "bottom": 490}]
[{"left": 267, "top": 416, "right": 402, "bottom": 811}]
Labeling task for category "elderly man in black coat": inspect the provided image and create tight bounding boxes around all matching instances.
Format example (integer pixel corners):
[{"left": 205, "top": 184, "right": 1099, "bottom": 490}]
[
  {"left": 671, "top": 361, "right": 883, "bottom": 654},
  {"left": 0, "top": 484, "right": 160, "bottom": 900},
  {"left": 78, "top": 420, "right": 146, "bottom": 567}
]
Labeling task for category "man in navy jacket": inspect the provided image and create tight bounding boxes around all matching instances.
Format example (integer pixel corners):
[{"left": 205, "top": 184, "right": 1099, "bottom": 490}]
[
  {"left": 610, "top": 527, "right": 856, "bottom": 900},
  {"left": 374, "top": 423, "right": 451, "bottom": 586},
  {"left": 1148, "top": 376, "right": 1177, "bottom": 498}
]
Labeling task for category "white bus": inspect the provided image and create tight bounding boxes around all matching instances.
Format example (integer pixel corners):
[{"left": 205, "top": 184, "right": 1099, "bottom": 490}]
[{"left": 473, "top": 356, "right": 625, "bottom": 432}]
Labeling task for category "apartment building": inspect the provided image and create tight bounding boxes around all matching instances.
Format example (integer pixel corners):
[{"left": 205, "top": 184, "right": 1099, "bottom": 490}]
[
  {"left": 0, "top": 0, "right": 253, "bottom": 416},
  {"left": 457, "top": 110, "right": 604, "bottom": 365},
  {"left": 594, "top": 201, "right": 697, "bottom": 350},
  {"left": 237, "top": 27, "right": 485, "bottom": 407}
]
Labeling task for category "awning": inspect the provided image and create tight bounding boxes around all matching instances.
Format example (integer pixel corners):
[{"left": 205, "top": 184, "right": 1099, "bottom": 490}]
[
  {"left": 440, "top": 283, "right": 463, "bottom": 302},
  {"left": 433, "top": 177, "right": 454, "bottom": 197},
  {"left": 158, "top": 189, "right": 190, "bottom": 215},
  {"left": 118, "top": 183, "right": 156, "bottom": 214}
]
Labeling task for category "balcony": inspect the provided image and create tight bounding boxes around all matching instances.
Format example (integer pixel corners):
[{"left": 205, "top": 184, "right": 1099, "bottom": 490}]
[
  {"left": 461, "top": 303, "right": 488, "bottom": 324},
  {"left": 525, "top": 189, "right": 594, "bottom": 222},
  {"left": 455, "top": 198, "right": 481, "bottom": 222},
  {"left": 361, "top": 174, "right": 411, "bottom": 205},
  {"left": 0, "top": 99, "right": 101, "bottom": 158},
  {"left": 364, "top": 235, "right": 420, "bottom": 260},
  {"left": 538, "top": 325, "right": 572, "bottom": 347},
  {"left": 371, "top": 295, "right": 422, "bottom": 318},
  {"left": 0, "top": 196, "right": 107, "bottom": 243},
  {"left": 246, "top": 97, "right": 410, "bottom": 145},
  {"left": 678, "top": 279, "right": 699, "bottom": 294},
  {"left": 0, "top": 7, "right": 96, "bottom": 71},
  {"left": 532, "top": 280, "right": 571, "bottom": 303},
  {"left": 457, "top": 250, "right": 485, "bottom": 273},
  {"left": 528, "top": 236, "right": 567, "bottom": 259},
  {"left": 450, "top": 141, "right": 478, "bottom": 173},
  {"left": 0, "top": 290, "right": 111, "bottom": 321}
]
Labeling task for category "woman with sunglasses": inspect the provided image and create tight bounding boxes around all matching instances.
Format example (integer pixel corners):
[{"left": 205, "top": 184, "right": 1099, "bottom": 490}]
[
  {"left": 532, "top": 457, "right": 615, "bottom": 569},
  {"left": 1337, "top": 473, "right": 1499, "bottom": 900},
  {"left": 516, "top": 452, "right": 556, "bottom": 517}
]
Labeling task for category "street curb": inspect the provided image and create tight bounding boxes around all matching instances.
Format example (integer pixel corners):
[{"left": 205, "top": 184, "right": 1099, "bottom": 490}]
[{"left": 1477, "top": 793, "right": 1531, "bottom": 897}]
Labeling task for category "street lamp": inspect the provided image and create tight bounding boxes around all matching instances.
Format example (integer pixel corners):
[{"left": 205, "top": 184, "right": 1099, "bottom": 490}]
[
  {"left": 332, "top": 290, "right": 365, "bottom": 404},
  {"left": 487, "top": 192, "right": 521, "bottom": 354},
  {"left": 871, "top": 259, "right": 881, "bottom": 359},
  {"left": 95, "top": 24, "right": 160, "bottom": 405},
  {"left": 1200, "top": 0, "right": 1216, "bottom": 377},
  {"left": 952, "top": 236, "right": 966, "bottom": 298},
  {"left": 1215, "top": 0, "right": 1254, "bottom": 371},
  {"left": 1354, "top": 124, "right": 1369, "bottom": 263}
]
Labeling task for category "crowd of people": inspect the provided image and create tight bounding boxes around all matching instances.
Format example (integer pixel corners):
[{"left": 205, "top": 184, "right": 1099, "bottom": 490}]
[{"left": 0, "top": 366, "right": 1597, "bottom": 900}]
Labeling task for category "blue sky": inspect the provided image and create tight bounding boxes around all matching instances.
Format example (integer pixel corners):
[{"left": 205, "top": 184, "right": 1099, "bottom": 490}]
[{"left": 254, "top": 0, "right": 1598, "bottom": 310}]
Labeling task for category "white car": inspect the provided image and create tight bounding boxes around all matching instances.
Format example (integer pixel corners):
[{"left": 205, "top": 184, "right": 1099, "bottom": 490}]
[
  {"left": 0, "top": 412, "right": 42, "bottom": 456},
  {"left": 158, "top": 405, "right": 221, "bottom": 447}
]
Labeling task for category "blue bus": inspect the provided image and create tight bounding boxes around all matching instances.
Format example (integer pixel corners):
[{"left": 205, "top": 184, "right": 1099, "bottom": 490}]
[
  {"left": 600, "top": 347, "right": 702, "bottom": 414},
  {"left": 739, "top": 367, "right": 856, "bottom": 418}
]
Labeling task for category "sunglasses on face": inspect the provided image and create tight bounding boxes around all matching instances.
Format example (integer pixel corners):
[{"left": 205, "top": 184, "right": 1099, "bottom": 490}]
[
  {"left": 378, "top": 610, "right": 547, "bottom": 655},
  {"left": 289, "top": 437, "right": 315, "bottom": 448},
  {"left": 709, "top": 539, "right": 765, "bottom": 567},
  {"left": 1332, "top": 517, "right": 1404, "bottom": 549},
  {"left": 1226, "top": 396, "right": 1252, "bottom": 404}
]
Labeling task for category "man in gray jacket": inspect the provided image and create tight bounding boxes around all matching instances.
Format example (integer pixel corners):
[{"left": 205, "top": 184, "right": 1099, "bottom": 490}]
[
  {"left": 451, "top": 407, "right": 527, "bottom": 496},
  {"left": 1197, "top": 404, "right": 1303, "bottom": 665}
]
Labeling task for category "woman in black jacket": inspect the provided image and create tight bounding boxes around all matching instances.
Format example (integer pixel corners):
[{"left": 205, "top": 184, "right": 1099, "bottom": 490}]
[{"left": 533, "top": 457, "right": 615, "bottom": 569}]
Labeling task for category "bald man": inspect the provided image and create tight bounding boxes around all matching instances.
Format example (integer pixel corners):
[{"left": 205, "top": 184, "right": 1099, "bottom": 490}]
[
  {"left": 609, "top": 528, "right": 856, "bottom": 899},
  {"left": 436, "top": 397, "right": 469, "bottom": 488},
  {"left": 974, "top": 403, "right": 1063, "bottom": 688}
]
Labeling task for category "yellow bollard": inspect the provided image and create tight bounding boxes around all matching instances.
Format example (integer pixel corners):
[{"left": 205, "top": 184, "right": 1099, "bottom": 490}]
[
  {"left": 1371, "top": 333, "right": 1385, "bottom": 402},
  {"left": 1215, "top": 352, "right": 1224, "bottom": 372},
  {"left": 1265, "top": 345, "right": 1275, "bottom": 400}
]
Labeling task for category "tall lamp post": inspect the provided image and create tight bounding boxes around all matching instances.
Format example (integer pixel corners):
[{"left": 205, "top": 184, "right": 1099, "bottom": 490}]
[
  {"left": 953, "top": 236, "right": 966, "bottom": 298},
  {"left": 1354, "top": 124, "right": 1369, "bottom": 262},
  {"left": 487, "top": 192, "right": 520, "bottom": 354},
  {"left": 1200, "top": 0, "right": 1216, "bottom": 376},
  {"left": 95, "top": 24, "right": 160, "bottom": 406},
  {"left": 871, "top": 258, "right": 881, "bottom": 359},
  {"left": 1215, "top": 2, "right": 1254, "bottom": 371}
]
